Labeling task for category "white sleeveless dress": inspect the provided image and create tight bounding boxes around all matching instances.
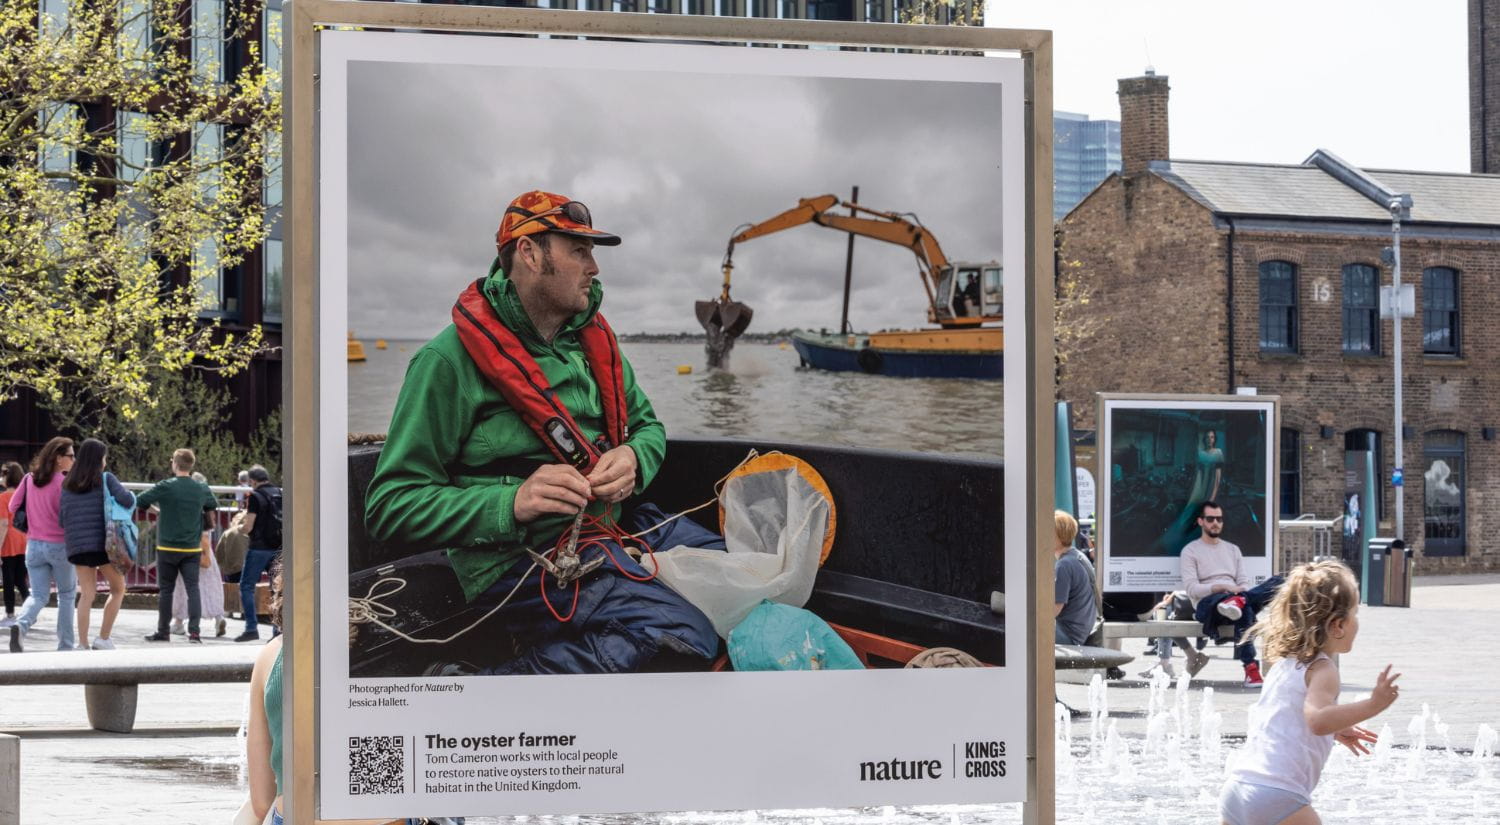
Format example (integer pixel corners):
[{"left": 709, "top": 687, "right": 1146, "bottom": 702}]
[{"left": 1230, "top": 652, "right": 1336, "bottom": 796}]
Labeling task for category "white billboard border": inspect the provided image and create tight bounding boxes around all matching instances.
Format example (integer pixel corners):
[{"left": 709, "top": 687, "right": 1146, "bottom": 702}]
[{"left": 1094, "top": 393, "right": 1283, "bottom": 594}]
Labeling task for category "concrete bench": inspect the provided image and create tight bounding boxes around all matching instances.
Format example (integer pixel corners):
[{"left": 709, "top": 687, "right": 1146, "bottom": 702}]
[
  {"left": 1100, "top": 619, "right": 1234, "bottom": 651},
  {"left": 1055, "top": 644, "right": 1133, "bottom": 669},
  {"left": 0, "top": 647, "right": 259, "bottom": 733}
]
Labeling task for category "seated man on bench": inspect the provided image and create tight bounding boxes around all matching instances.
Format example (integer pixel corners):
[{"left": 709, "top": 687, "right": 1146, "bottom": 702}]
[{"left": 1181, "top": 501, "right": 1283, "bottom": 688}]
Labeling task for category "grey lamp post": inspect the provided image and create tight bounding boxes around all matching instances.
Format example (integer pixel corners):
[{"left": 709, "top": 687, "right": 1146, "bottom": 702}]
[{"left": 1387, "top": 193, "right": 1413, "bottom": 541}]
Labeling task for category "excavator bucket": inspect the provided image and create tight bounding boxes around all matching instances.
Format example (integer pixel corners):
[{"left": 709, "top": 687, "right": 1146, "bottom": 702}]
[
  {"left": 698, "top": 299, "right": 753, "bottom": 338},
  {"left": 697, "top": 298, "right": 753, "bottom": 369}
]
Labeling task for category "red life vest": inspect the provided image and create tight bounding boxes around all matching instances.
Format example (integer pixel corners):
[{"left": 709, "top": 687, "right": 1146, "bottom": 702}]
[{"left": 452, "top": 279, "right": 627, "bottom": 474}]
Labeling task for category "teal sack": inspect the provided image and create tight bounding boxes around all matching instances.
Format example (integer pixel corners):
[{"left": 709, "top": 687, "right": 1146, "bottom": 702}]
[{"left": 726, "top": 600, "right": 864, "bottom": 671}]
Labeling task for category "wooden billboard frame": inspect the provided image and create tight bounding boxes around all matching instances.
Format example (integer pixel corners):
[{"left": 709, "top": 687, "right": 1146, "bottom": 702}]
[{"left": 282, "top": 4, "right": 1054, "bottom": 822}]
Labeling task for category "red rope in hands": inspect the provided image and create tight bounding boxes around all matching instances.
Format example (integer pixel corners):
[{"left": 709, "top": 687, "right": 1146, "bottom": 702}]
[{"left": 538, "top": 509, "right": 661, "bottom": 623}]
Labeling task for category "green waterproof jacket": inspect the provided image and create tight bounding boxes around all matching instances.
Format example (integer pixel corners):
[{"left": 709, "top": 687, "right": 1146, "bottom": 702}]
[{"left": 364, "top": 262, "right": 666, "bottom": 602}]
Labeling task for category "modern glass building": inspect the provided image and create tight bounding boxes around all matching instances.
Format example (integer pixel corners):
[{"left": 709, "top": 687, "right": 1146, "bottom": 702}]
[
  {"left": 1054, "top": 110, "right": 1120, "bottom": 221},
  {"left": 415, "top": 0, "right": 973, "bottom": 23}
]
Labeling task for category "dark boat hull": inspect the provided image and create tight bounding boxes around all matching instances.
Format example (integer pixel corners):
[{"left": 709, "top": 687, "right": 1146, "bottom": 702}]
[
  {"left": 347, "top": 438, "right": 1004, "bottom": 675},
  {"left": 791, "top": 331, "right": 1003, "bottom": 379}
]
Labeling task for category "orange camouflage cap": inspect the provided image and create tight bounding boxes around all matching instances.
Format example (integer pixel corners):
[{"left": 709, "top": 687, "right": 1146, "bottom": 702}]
[{"left": 495, "top": 190, "right": 621, "bottom": 252}]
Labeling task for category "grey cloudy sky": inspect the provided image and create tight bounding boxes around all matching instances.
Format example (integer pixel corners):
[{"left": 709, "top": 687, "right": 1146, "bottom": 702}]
[
  {"left": 992, "top": 1, "right": 1469, "bottom": 172},
  {"left": 347, "top": 60, "right": 1004, "bottom": 338}
]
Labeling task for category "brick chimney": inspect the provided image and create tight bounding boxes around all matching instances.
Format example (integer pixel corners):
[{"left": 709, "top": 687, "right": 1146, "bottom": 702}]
[
  {"left": 1473, "top": 0, "right": 1500, "bottom": 173},
  {"left": 1118, "top": 70, "right": 1170, "bottom": 176}
]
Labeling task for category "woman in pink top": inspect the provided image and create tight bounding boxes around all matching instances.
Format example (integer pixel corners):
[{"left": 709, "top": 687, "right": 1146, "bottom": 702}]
[{"left": 5, "top": 437, "right": 78, "bottom": 652}]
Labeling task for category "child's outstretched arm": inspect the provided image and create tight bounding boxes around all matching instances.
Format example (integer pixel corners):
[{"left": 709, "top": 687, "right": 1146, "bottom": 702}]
[{"left": 1305, "top": 661, "right": 1401, "bottom": 737}]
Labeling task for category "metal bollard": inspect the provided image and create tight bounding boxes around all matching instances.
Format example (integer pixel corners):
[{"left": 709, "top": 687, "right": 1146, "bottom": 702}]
[{"left": 0, "top": 733, "right": 17, "bottom": 825}]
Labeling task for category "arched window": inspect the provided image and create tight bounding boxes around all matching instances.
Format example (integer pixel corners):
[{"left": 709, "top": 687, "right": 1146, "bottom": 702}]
[
  {"left": 1422, "top": 430, "right": 1466, "bottom": 556},
  {"left": 1422, "top": 267, "right": 1460, "bottom": 356},
  {"left": 1341, "top": 264, "right": 1379, "bottom": 354},
  {"left": 1259, "top": 261, "right": 1297, "bottom": 353}
]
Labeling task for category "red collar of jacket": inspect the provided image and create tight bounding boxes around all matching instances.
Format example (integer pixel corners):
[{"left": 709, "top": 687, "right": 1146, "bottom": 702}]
[{"left": 452, "top": 279, "right": 626, "bottom": 473}]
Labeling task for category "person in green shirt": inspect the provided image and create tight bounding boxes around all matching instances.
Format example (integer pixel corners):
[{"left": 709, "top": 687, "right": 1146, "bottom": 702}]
[
  {"left": 364, "top": 190, "right": 724, "bottom": 676},
  {"left": 136, "top": 448, "right": 219, "bottom": 642}
]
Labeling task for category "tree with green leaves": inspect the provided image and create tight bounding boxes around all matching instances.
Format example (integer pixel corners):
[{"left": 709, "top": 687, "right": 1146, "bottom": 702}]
[
  {"left": 899, "top": 0, "right": 984, "bottom": 27},
  {"left": 46, "top": 365, "right": 282, "bottom": 484},
  {"left": 0, "top": 0, "right": 280, "bottom": 421},
  {"left": 1053, "top": 228, "right": 1103, "bottom": 392}
]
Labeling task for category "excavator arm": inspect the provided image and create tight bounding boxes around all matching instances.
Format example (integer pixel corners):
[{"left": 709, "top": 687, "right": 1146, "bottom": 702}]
[
  {"left": 729, "top": 194, "right": 840, "bottom": 245},
  {"left": 700, "top": 191, "right": 978, "bottom": 367},
  {"left": 808, "top": 212, "right": 947, "bottom": 308},
  {"left": 724, "top": 194, "right": 951, "bottom": 311}
]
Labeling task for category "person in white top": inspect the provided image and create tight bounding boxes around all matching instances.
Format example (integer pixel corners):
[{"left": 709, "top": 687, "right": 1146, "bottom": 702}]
[
  {"left": 1181, "top": 501, "right": 1284, "bottom": 687},
  {"left": 1219, "top": 559, "right": 1400, "bottom": 825}
]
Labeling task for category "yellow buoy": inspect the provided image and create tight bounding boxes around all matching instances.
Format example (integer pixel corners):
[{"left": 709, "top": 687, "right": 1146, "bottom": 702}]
[
  {"left": 676, "top": 365, "right": 693, "bottom": 375},
  {"left": 375, "top": 339, "right": 388, "bottom": 350},
  {"left": 347, "top": 331, "right": 367, "bottom": 362},
  {"left": 778, "top": 342, "right": 789, "bottom": 350}
]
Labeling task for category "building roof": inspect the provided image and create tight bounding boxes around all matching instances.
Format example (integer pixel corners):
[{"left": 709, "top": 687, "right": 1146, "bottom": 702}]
[{"left": 1149, "top": 158, "right": 1500, "bottom": 226}]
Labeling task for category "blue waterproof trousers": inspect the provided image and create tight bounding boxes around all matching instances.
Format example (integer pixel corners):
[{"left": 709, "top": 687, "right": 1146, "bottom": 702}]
[
  {"left": 473, "top": 504, "right": 724, "bottom": 675},
  {"left": 1194, "top": 575, "right": 1284, "bottom": 665}
]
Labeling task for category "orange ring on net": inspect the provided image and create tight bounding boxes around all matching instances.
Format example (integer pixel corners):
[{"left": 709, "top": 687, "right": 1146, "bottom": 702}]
[{"left": 717, "top": 453, "right": 837, "bottom": 566}]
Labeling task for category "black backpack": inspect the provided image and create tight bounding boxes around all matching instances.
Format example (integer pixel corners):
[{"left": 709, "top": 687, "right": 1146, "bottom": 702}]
[{"left": 253, "top": 485, "right": 284, "bottom": 550}]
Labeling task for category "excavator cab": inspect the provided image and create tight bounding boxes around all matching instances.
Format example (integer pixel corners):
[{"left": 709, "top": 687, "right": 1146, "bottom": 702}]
[{"left": 933, "top": 262, "right": 1002, "bottom": 323}]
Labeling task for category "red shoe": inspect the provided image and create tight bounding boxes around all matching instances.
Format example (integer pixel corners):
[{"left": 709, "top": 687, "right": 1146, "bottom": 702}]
[
  {"left": 1243, "top": 661, "right": 1264, "bottom": 688},
  {"left": 1217, "top": 595, "right": 1246, "bottom": 622}
]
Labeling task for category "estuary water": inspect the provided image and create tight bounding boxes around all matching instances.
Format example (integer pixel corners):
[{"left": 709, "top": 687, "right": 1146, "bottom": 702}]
[{"left": 348, "top": 340, "right": 1005, "bottom": 458}]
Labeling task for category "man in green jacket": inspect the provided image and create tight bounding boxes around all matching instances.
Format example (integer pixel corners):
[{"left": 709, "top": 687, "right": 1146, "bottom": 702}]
[
  {"left": 364, "top": 190, "right": 723, "bottom": 675},
  {"left": 137, "top": 448, "right": 218, "bottom": 643}
]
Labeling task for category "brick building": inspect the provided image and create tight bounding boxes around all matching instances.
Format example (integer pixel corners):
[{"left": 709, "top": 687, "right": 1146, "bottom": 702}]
[{"left": 1058, "top": 69, "right": 1500, "bottom": 574}]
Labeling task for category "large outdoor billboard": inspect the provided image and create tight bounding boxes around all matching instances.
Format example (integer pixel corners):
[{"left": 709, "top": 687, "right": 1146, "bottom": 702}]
[
  {"left": 1096, "top": 395, "right": 1279, "bottom": 593},
  {"left": 295, "top": 11, "right": 1046, "bottom": 821}
]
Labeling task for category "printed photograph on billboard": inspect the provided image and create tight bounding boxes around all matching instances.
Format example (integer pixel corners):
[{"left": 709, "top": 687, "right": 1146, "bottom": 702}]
[
  {"left": 312, "top": 26, "right": 1031, "bottom": 820},
  {"left": 1097, "top": 395, "right": 1279, "bottom": 593}
]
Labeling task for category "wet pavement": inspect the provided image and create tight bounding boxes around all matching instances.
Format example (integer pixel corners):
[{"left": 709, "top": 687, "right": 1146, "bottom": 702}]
[{"left": 3, "top": 576, "right": 1497, "bottom": 823}]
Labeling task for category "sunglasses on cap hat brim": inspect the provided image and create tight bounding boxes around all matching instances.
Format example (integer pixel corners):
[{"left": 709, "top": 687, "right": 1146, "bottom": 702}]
[{"left": 506, "top": 201, "right": 621, "bottom": 246}]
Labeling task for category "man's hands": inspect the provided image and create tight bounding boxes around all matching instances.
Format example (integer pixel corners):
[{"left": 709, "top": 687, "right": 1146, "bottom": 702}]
[
  {"left": 512, "top": 446, "right": 638, "bottom": 524},
  {"left": 1334, "top": 725, "right": 1378, "bottom": 756},
  {"left": 514, "top": 465, "right": 591, "bottom": 524},
  {"left": 586, "top": 446, "right": 637, "bottom": 505}
]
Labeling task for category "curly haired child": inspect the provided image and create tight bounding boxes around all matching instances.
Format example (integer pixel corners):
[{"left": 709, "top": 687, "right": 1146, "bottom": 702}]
[{"left": 1219, "top": 559, "right": 1401, "bottom": 825}]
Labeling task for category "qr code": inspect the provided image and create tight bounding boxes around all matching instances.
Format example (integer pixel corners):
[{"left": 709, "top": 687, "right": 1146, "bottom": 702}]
[
  {"left": 349, "top": 735, "right": 405, "bottom": 795},
  {"left": 1108, "top": 571, "right": 1122, "bottom": 586}
]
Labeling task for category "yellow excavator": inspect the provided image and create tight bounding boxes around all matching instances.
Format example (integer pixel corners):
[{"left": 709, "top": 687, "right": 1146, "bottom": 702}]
[{"left": 697, "top": 193, "right": 1002, "bottom": 376}]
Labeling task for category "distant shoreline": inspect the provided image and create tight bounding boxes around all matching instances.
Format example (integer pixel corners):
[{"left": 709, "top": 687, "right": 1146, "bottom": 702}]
[
  {"left": 355, "top": 332, "right": 798, "bottom": 344},
  {"left": 617, "top": 332, "right": 794, "bottom": 344}
]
